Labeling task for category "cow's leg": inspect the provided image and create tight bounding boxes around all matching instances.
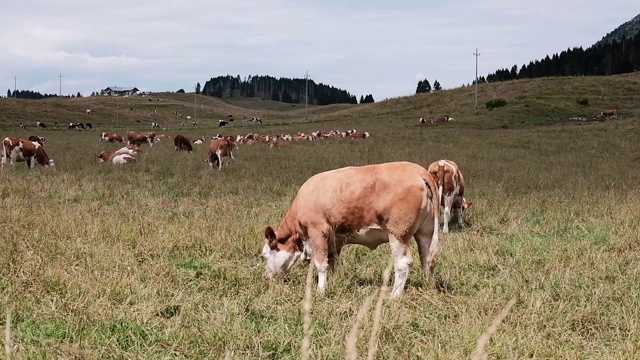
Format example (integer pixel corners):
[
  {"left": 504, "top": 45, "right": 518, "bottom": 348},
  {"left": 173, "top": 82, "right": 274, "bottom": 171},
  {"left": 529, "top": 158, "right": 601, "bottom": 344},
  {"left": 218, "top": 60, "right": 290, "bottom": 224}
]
[
  {"left": 414, "top": 213, "right": 439, "bottom": 289},
  {"left": 27, "top": 157, "right": 36, "bottom": 169},
  {"left": 389, "top": 235, "right": 413, "bottom": 298},
  {"left": 230, "top": 151, "right": 236, "bottom": 164},
  {"left": 442, "top": 195, "right": 454, "bottom": 233},
  {"left": 455, "top": 205, "right": 465, "bottom": 229},
  {"left": 308, "top": 227, "right": 330, "bottom": 292}
]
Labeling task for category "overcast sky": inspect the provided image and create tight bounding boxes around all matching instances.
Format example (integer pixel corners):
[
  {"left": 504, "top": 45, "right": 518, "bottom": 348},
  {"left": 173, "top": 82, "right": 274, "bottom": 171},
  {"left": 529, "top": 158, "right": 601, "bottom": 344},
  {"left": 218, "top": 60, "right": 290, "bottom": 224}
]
[{"left": 0, "top": 1, "right": 637, "bottom": 101}]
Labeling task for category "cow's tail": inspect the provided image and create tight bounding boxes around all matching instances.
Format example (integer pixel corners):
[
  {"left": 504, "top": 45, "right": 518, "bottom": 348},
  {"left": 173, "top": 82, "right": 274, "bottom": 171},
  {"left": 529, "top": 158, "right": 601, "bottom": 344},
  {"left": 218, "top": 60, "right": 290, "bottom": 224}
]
[
  {"left": 436, "top": 162, "right": 445, "bottom": 205},
  {"left": 419, "top": 170, "right": 440, "bottom": 241}
]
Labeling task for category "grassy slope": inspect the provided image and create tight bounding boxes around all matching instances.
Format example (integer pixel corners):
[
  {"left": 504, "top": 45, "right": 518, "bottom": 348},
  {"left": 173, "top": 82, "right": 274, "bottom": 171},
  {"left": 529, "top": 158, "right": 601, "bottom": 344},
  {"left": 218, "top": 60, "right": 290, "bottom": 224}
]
[{"left": 1, "top": 73, "right": 639, "bottom": 359}]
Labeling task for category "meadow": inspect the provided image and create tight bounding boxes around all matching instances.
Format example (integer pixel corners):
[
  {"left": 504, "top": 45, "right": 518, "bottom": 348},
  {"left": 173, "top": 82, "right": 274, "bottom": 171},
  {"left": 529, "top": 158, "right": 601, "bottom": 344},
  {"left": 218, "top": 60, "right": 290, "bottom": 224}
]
[{"left": 1, "top": 74, "right": 640, "bottom": 359}]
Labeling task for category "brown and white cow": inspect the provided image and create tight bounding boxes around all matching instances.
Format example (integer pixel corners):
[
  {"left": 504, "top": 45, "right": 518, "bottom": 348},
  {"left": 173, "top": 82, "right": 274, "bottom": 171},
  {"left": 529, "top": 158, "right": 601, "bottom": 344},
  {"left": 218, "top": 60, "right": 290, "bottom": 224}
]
[
  {"left": 600, "top": 109, "right": 618, "bottom": 117},
  {"left": 427, "top": 160, "right": 473, "bottom": 233},
  {"left": 263, "top": 161, "right": 440, "bottom": 298},
  {"left": 1, "top": 137, "right": 55, "bottom": 170},
  {"left": 27, "top": 135, "right": 45, "bottom": 146},
  {"left": 100, "top": 132, "right": 124, "bottom": 143},
  {"left": 116, "top": 145, "right": 143, "bottom": 156},
  {"left": 347, "top": 131, "right": 370, "bottom": 139},
  {"left": 127, "top": 131, "right": 155, "bottom": 147},
  {"left": 205, "top": 138, "right": 236, "bottom": 170},
  {"left": 174, "top": 135, "right": 194, "bottom": 152},
  {"left": 96, "top": 151, "right": 136, "bottom": 164},
  {"left": 192, "top": 137, "right": 206, "bottom": 145}
]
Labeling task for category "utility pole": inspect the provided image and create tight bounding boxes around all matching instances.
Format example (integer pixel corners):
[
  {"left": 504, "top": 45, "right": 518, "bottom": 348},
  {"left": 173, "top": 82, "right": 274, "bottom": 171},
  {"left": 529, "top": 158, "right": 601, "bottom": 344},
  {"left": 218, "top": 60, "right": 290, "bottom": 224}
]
[
  {"left": 194, "top": 83, "right": 197, "bottom": 123},
  {"left": 305, "top": 71, "right": 309, "bottom": 121},
  {"left": 13, "top": 76, "right": 17, "bottom": 98},
  {"left": 116, "top": 91, "right": 119, "bottom": 128},
  {"left": 59, "top": 73, "right": 63, "bottom": 97},
  {"left": 473, "top": 48, "right": 481, "bottom": 114}
]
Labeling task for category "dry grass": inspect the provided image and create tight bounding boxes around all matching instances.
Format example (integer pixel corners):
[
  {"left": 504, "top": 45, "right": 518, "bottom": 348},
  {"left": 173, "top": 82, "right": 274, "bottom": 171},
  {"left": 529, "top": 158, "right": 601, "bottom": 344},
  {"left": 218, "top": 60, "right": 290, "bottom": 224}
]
[{"left": 1, "top": 74, "right": 639, "bottom": 358}]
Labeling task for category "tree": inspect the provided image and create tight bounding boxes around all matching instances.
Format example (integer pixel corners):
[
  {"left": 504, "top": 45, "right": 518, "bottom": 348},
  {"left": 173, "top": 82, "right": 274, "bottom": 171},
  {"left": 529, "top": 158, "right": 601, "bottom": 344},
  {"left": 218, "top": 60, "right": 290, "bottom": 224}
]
[
  {"left": 359, "top": 95, "right": 365, "bottom": 104},
  {"left": 281, "top": 89, "right": 293, "bottom": 103},
  {"left": 433, "top": 80, "right": 442, "bottom": 91},
  {"left": 416, "top": 79, "right": 431, "bottom": 94},
  {"left": 361, "top": 94, "right": 375, "bottom": 104},
  {"left": 76, "top": 92, "right": 82, "bottom": 98},
  {"left": 196, "top": 82, "right": 201, "bottom": 94},
  {"left": 7, "top": 89, "right": 10, "bottom": 98},
  {"left": 271, "top": 88, "right": 279, "bottom": 101},
  {"left": 176, "top": 89, "right": 185, "bottom": 93}
]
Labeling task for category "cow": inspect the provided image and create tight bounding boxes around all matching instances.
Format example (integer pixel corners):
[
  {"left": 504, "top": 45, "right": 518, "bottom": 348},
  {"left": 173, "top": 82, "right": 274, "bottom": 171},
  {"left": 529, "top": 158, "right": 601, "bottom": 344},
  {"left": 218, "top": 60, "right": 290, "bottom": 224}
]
[
  {"left": 600, "top": 109, "right": 618, "bottom": 118},
  {"left": 96, "top": 151, "right": 136, "bottom": 164},
  {"left": 347, "top": 132, "right": 370, "bottom": 139},
  {"left": 219, "top": 120, "right": 228, "bottom": 127},
  {"left": 262, "top": 161, "right": 440, "bottom": 298},
  {"left": 154, "top": 134, "right": 170, "bottom": 143},
  {"left": 19, "top": 122, "right": 25, "bottom": 129},
  {"left": 174, "top": 135, "right": 194, "bottom": 152},
  {"left": 36, "top": 122, "right": 47, "bottom": 128},
  {"left": 151, "top": 122, "right": 160, "bottom": 129},
  {"left": 85, "top": 123, "right": 93, "bottom": 129},
  {"left": 127, "top": 131, "right": 155, "bottom": 147},
  {"left": 27, "top": 136, "right": 45, "bottom": 146},
  {"left": 116, "top": 145, "right": 143, "bottom": 156},
  {"left": 427, "top": 160, "right": 473, "bottom": 233},
  {"left": 1, "top": 137, "right": 55, "bottom": 170},
  {"left": 205, "top": 138, "right": 235, "bottom": 170},
  {"left": 85, "top": 109, "right": 93, "bottom": 115},
  {"left": 69, "top": 122, "right": 85, "bottom": 130},
  {"left": 54, "top": 122, "right": 59, "bottom": 129},
  {"left": 100, "top": 132, "right": 124, "bottom": 143},
  {"left": 192, "top": 137, "right": 206, "bottom": 145}
]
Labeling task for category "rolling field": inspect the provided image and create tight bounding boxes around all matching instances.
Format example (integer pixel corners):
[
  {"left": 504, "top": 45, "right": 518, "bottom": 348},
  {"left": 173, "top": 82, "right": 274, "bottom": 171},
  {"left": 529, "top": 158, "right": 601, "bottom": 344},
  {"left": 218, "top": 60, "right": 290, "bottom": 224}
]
[{"left": 1, "top": 74, "right": 640, "bottom": 359}]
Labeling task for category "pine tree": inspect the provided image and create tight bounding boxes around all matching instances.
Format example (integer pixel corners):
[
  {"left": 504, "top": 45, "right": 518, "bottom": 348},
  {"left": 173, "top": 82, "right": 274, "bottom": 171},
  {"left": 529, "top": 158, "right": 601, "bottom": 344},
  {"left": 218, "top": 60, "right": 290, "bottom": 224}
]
[
  {"left": 433, "top": 80, "right": 442, "bottom": 91},
  {"left": 196, "top": 82, "right": 201, "bottom": 94},
  {"left": 6, "top": 89, "right": 10, "bottom": 98}
]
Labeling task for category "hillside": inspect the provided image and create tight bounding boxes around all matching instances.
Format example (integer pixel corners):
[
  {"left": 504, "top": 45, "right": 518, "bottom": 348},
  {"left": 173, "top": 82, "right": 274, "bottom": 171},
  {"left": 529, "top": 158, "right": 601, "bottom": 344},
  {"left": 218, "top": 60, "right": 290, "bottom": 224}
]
[
  {"left": 0, "top": 73, "right": 639, "bottom": 131},
  {"left": 596, "top": 13, "right": 640, "bottom": 46}
]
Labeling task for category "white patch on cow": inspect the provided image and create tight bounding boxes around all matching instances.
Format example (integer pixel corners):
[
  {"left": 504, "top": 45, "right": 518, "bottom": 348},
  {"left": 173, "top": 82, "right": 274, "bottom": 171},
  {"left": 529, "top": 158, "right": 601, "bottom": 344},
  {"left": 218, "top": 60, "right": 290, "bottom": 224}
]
[
  {"left": 389, "top": 239, "right": 412, "bottom": 298},
  {"left": 262, "top": 243, "right": 302, "bottom": 279},
  {"left": 111, "top": 154, "right": 133, "bottom": 164}
]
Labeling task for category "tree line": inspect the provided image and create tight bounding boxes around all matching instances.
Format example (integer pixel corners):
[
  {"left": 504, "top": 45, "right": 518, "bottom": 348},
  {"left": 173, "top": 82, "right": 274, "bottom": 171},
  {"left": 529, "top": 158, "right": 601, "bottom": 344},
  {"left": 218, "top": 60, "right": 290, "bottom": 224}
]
[
  {"left": 4, "top": 89, "right": 86, "bottom": 99},
  {"left": 201, "top": 75, "right": 374, "bottom": 105},
  {"left": 475, "top": 31, "right": 640, "bottom": 84}
]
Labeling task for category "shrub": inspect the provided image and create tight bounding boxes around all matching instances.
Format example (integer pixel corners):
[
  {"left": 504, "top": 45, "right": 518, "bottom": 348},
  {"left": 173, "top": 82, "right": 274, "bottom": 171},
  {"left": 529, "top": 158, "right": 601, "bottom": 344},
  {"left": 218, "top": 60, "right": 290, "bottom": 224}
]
[
  {"left": 486, "top": 98, "right": 507, "bottom": 110},
  {"left": 577, "top": 98, "right": 589, "bottom": 106}
]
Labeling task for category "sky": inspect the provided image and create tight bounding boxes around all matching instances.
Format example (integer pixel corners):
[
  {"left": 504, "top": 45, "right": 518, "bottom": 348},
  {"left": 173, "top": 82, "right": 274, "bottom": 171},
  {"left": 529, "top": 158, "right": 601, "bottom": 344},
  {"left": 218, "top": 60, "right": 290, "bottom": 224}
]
[{"left": 0, "top": 1, "right": 637, "bottom": 101}]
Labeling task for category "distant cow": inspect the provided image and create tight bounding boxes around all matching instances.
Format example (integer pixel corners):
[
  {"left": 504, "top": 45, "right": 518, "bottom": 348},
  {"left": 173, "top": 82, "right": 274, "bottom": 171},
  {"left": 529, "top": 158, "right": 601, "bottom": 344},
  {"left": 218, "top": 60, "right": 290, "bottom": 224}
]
[
  {"left": 100, "top": 132, "right": 124, "bottom": 143},
  {"left": 262, "top": 161, "right": 440, "bottom": 298},
  {"left": 192, "top": 137, "right": 206, "bottom": 145},
  {"left": 86, "top": 109, "right": 93, "bottom": 115},
  {"left": 69, "top": 122, "right": 85, "bottom": 130},
  {"left": 600, "top": 109, "right": 618, "bottom": 117},
  {"left": 1, "top": 137, "right": 55, "bottom": 170},
  {"left": 85, "top": 123, "right": 93, "bottom": 129},
  {"left": 206, "top": 138, "right": 235, "bottom": 170},
  {"left": 127, "top": 130, "right": 155, "bottom": 147},
  {"left": 36, "top": 122, "right": 47, "bottom": 128},
  {"left": 27, "top": 136, "right": 45, "bottom": 146},
  {"left": 347, "top": 132, "right": 370, "bottom": 139},
  {"left": 427, "top": 160, "right": 473, "bottom": 233},
  {"left": 174, "top": 135, "right": 194, "bottom": 152},
  {"left": 19, "top": 122, "right": 25, "bottom": 129},
  {"left": 219, "top": 120, "right": 228, "bottom": 127},
  {"left": 151, "top": 122, "right": 160, "bottom": 129},
  {"left": 96, "top": 150, "right": 136, "bottom": 165}
]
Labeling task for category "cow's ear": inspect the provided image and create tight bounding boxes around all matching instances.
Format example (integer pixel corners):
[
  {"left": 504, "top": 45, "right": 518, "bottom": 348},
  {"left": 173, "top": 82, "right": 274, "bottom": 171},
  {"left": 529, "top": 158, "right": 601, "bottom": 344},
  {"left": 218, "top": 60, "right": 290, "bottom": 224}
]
[
  {"left": 265, "top": 226, "right": 278, "bottom": 247},
  {"left": 464, "top": 200, "right": 474, "bottom": 209}
]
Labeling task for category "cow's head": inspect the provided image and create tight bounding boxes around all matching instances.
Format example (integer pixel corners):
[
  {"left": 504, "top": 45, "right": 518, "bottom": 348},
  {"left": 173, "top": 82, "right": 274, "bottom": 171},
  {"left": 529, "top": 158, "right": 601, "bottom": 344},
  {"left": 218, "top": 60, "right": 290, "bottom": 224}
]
[
  {"left": 455, "top": 198, "right": 474, "bottom": 217},
  {"left": 262, "top": 226, "right": 305, "bottom": 278}
]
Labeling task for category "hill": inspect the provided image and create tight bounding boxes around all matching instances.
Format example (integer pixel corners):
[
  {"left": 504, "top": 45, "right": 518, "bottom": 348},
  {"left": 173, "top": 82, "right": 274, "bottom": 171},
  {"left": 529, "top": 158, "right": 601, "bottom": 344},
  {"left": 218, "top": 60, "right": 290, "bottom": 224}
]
[
  {"left": 1, "top": 73, "right": 638, "bottom": 132},
  {"left": 596, "top": 13, "right": 640, "bottom": 46}
]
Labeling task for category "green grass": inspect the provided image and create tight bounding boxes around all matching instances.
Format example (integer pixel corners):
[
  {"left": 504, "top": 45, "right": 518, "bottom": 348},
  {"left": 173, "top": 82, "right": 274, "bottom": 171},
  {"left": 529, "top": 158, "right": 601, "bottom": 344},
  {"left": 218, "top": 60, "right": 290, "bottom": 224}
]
[{"left": 1, "top": 74, "right": 640, "bottom": 358}]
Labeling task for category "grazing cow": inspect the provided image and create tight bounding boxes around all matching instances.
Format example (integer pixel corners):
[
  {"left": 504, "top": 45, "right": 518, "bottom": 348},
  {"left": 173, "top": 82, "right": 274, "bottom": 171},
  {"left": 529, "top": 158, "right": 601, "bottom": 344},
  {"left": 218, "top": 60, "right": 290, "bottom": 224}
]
[
  {"left": 85, "top": 109, "right": 93, "bottom": 115},
  {"left": 151, "top": 122, "right": 160, "bottom": 129},
  {"left": 36, "top": 122, "right": 47, "bottom": 128},
  {"left": 347, "top": 132, "right": 370, "bottom": 139},
  {"left": 27, "top": 136, "right": 45, "bottom": 146},
  {"left": 100, "top": 132, "right": 124, "bottom": 143},
  {"left": 126, "top": 130, "right": 155, "bottom": 147},
  {"left": 427, "top": 160, "right": 473, "bottom": 233},
  {"left": 85, "top": 123, "right": 93, "bottom": 129},
  {"left": 1, "top": 137, "right": 55, "bottom": 170},
  {"left": 192, "top": 137, "right": 206, "bottom": 145},
  {"left": 174, "top": 135, "right": 194, "bottom": 152},
  {"left": 262, "top": 161, "right": 440, "bottom": 298},
  {"left": 69, "top": 122, "right": 85, "bottom": 130},
  {"left": 96, "top": 151, "right": 136, "bottom": 164},
  {"left": 600, "top": 109, "right": 618, "bottom": 117},
  {"left": 219, "top": 120, "right": 228, "bottom": 127},
  {"left": 206, "top": 138, "right": 235, "bottom": 170},
  {"left": 154, "top": 134, "right": 170, "bottom": 143},
  {"left": 19, "top": 122, "right": 25, "bottom": 129},
  {"left": 186, "top": 116, "right": 192, "bottom": 121}
]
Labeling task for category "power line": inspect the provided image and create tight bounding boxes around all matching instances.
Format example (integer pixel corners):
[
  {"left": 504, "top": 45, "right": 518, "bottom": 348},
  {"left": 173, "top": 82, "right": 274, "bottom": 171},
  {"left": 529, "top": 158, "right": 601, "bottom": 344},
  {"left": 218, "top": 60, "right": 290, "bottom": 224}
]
[{"left": 474, "top": 48, "right": 481, "bottom": 114}]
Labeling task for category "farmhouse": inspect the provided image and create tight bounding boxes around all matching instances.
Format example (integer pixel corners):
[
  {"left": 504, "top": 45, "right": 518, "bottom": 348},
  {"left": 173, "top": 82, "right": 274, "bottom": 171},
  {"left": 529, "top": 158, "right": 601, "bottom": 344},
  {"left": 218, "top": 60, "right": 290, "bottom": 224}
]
[{"left": 101, "top": 86, "right": 140, "bottom": 97}]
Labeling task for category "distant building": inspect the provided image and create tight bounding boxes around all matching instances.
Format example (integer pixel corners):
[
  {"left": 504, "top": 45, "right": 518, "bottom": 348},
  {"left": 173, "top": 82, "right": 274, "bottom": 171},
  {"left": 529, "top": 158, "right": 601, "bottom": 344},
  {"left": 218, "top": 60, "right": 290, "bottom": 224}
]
[{"left": 101, "top": 86, "right": 140, "bottom": 96}]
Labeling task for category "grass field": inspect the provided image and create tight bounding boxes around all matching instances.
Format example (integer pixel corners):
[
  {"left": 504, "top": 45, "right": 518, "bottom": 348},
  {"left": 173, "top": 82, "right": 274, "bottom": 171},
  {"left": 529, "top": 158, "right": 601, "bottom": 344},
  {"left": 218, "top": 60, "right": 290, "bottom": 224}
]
[{"left": 1, "top": 74, "right": 640, "bottom": 359}]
